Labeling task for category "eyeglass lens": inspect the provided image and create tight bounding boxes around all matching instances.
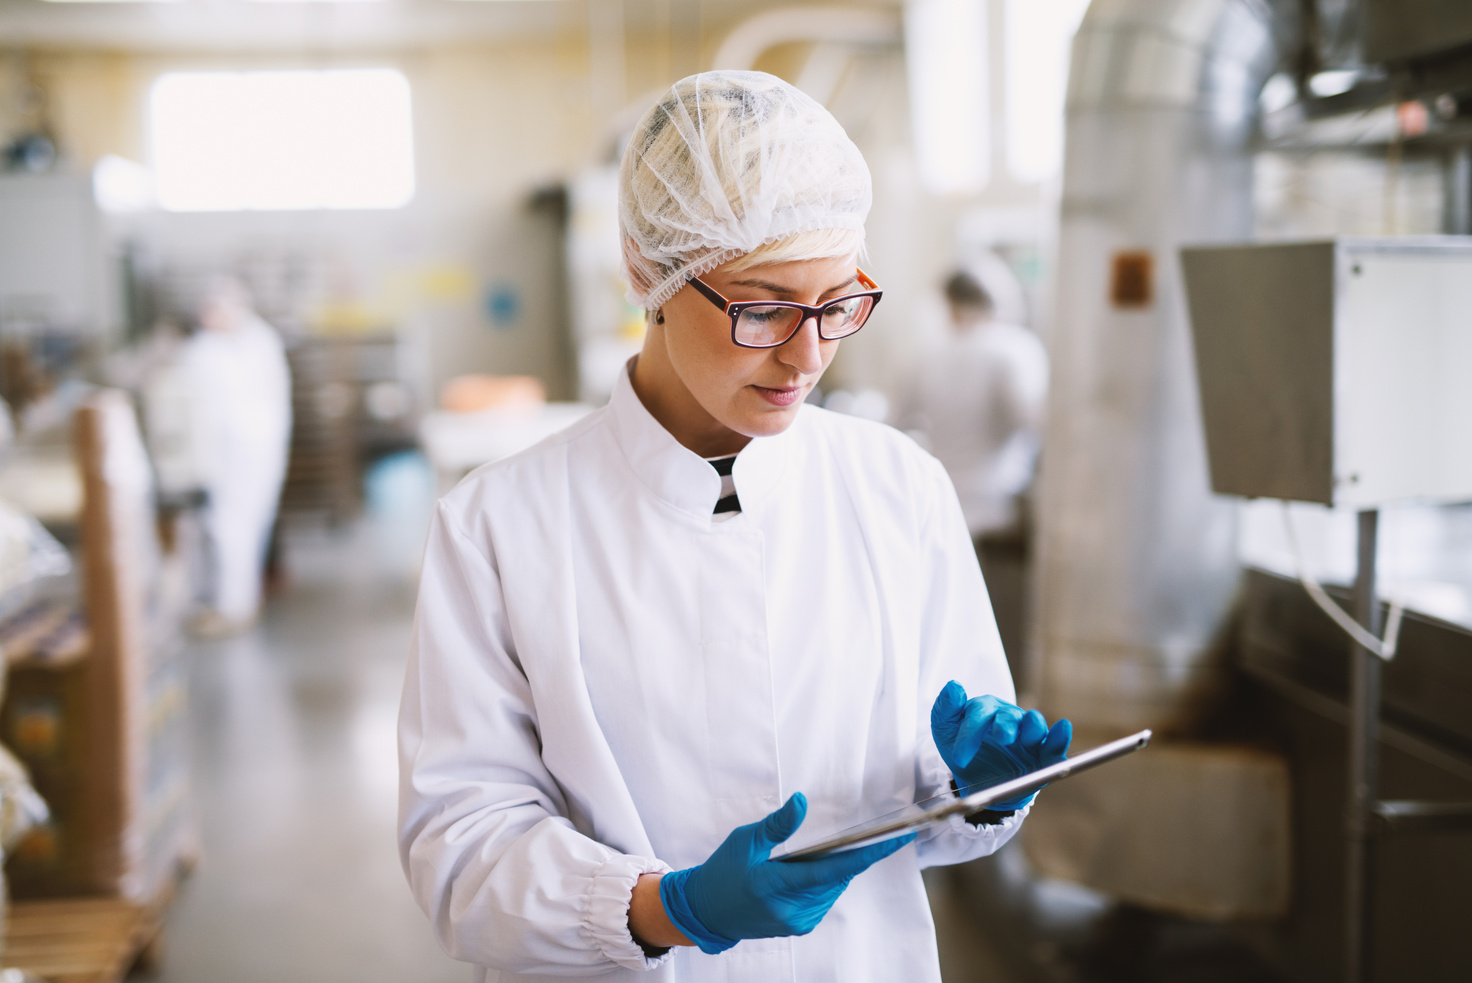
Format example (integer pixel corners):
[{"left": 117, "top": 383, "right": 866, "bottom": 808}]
[{"left": 734, "top": 295, "right": 875, "bottom": 347}]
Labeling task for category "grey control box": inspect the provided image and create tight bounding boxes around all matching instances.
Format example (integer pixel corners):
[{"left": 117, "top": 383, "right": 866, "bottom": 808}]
[{"left": 1181, "top": 237, "right": 1472, "bottom": 507}]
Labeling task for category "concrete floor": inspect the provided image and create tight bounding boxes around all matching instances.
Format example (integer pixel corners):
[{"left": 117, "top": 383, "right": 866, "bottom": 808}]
[
  {"left": 149, "top": 468, "right": 1009, "bottom": 982},
  {"left": 927, "top": 866, "right": 1013, "bottom": 982},
  {"left": 153, "top": 516, "right": 467, "bottom": 983}
]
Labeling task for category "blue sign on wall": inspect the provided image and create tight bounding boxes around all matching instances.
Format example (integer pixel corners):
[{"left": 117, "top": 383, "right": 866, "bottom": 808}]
[{"left": 485, "top": 282, "right": 521, "bottom": 329}]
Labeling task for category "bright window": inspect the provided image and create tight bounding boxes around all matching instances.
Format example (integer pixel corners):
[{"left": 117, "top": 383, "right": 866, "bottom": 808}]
[
  {"left": 150, "top": 68, "right": 414, "bottom": 212},
  {"left": 906, "top": 0, "right": 990, "bottom": 196},
  {"left": 1005, "top": 0, "right": 1090, "bottom": 183}
]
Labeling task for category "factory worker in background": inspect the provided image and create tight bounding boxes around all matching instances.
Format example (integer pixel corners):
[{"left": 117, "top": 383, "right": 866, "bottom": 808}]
[
  {"left": 186, "top": 278, "right": 292, "bottom": 638},
  {"left": 399, "top": 71, "right": 1071, "bottom": 983},
  {"left": 896, "top": 269, "right": 1049, "bottom": 683}
]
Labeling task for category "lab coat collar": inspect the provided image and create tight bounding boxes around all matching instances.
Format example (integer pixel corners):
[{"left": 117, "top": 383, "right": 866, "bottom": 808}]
[{"left": 607, "top": 361, "right": 794, "bottom": 520}]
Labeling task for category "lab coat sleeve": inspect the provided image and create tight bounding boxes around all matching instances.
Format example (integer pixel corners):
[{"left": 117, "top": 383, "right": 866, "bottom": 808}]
[
  {"left": 908, "top": 454, "right": 1029, "bottom": 868},
  {"left": 399, "top": 502, "right": 671, "bottom": 974}
]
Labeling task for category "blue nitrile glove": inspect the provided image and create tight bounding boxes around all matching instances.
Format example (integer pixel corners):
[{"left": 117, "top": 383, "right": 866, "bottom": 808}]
[
  {"left": 930, "top": 681, "right": 1072, "bottom": 811},
  {"left": 658, "top": 793, "right": 915, "bottom": 955}
]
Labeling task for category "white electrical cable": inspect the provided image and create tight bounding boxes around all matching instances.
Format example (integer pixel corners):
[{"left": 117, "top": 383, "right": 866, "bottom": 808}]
[{"left": 1279, "top": 503, "right": 1404, "bottom": 661}]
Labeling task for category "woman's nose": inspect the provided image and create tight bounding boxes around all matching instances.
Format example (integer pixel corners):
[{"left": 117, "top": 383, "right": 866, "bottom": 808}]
[{"left": 776, "top": 316, "right": 824, "bottom": 375}]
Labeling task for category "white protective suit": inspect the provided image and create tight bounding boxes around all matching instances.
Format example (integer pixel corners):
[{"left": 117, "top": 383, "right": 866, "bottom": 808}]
[
  {"left": 901, "top": 320, "right": 1048, "bottom": 536},
  {"left": 185, "top": 310, "right": 292, "bottom": 620},
  {"left": 400, "top": 363, "right": 1023, "bottom": 982}
]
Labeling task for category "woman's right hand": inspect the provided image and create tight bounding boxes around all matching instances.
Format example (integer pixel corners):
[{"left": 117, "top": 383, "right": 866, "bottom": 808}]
[
  {"left": 930, "top": 681, "right": 1071, "bottom": 810},
  {"left": 655, "top": 793, "right": 914, "bottom": 954}
]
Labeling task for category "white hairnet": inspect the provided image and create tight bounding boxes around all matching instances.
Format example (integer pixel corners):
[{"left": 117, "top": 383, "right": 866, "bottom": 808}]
[{"left": 618, "top": 70, "right": 872, "bottom": 310}]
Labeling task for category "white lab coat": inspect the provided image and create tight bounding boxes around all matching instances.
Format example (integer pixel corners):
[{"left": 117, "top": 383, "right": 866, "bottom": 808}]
[
  {"left": 184, "top": 313, "right": 292, "bottom": 619},
  {"left": 899, "top": 321, "right": 1048, "bottom": 536},
  {"left": 399, "top": 364, "right": 1023, "bottom": 983}
]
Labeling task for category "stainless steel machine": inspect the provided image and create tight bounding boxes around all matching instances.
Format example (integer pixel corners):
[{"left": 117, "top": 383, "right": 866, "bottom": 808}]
[
  {"left": 1183, "top": 236, "right": 1472, "bottom": 981},
  {"left": 1031, "top": 1, "right": 1472, "bottom": 980}
]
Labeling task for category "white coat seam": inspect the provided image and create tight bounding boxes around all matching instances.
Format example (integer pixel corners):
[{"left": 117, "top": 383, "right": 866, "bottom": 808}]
[{"left": 434, "top": 501, "right": 526, "bottom": 678}]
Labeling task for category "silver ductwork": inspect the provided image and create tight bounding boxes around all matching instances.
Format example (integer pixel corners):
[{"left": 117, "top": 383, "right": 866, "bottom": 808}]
[
  {"left": 709, "top": 6, "right": 900, "bottom": 72},
  {"left": 1033, "top": 0, "right": 1301, "bottom": 732}
]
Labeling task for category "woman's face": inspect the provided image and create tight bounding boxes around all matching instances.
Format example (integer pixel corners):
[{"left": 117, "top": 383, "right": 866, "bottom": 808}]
[{"left": 632, "top": 252, "right": 860, "bottom": 458}]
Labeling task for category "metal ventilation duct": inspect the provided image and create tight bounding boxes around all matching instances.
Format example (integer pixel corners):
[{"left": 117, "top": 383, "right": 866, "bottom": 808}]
[{"left": 1033, "top": 0, "right": 1300, "bottom": 732}]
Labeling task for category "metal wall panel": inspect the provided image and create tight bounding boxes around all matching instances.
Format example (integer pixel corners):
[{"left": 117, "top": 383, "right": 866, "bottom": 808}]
[{"left": 1362, "top": 0, "right": 1472, "bottom": 64}]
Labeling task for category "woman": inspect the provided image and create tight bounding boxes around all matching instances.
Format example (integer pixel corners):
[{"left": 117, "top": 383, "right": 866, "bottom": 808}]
[{"left": 399, "top": 71, "right": 1070, "bottom": 982}]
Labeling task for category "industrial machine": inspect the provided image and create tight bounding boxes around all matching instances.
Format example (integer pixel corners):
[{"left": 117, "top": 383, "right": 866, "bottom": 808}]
[
  {"left": 1030, "top": 1, "right": 1472, "bottom": 981},
  {"left": 1183, "top": 236, "right": 1472, "bottom": 980},
  {"left": 1183, "top": 237, "right": 1472, "bottom": 509}
]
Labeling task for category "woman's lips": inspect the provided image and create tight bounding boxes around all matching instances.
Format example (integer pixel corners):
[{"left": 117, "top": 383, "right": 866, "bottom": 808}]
[{"left": 751, "top": 384, "right": 804, "bottom": 407}]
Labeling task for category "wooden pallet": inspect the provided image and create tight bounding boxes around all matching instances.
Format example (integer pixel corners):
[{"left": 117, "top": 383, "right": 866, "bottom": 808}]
[{"left": 1, "top": 897, "right": 162, "bottom": 983}]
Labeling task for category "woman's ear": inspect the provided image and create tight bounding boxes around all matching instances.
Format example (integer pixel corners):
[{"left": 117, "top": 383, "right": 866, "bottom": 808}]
[{"left": 654, "top": 308, "right": 665, "bottom": 325}]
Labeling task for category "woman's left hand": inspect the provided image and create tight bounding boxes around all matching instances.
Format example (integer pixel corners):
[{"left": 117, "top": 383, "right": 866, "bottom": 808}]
[{"left": 930, "top": 681, "right": 1072, "bottom": 811}]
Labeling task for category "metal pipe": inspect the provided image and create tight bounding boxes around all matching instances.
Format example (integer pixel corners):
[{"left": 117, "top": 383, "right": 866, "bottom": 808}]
[
  {"left": 1444, "top": 143, "right": 1472, "bottom": 235},
  {"left": 1372, "top": 800, "right": 1472, "bottom": 835},
  {"left": 1034, "top": 0, "right": 1302, "bottom": 732},
  {"left": 709, "top": 6, "right": 900, "bottom": 72},
  {"left": 1345, "top": 508, "right": 1383, "bottom": 983}
]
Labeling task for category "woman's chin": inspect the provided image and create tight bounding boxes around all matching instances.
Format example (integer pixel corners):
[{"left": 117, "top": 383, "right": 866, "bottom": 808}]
[{"left": 729, "top": 404, "right": 803, "bottom": 439}]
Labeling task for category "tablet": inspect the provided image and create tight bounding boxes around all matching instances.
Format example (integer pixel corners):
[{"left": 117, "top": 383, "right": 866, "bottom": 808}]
[{"left": 774, "top": 729, "right": 1152, "bottom": 861}]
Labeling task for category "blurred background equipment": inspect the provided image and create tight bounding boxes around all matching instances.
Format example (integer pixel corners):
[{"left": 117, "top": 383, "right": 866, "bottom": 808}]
[
  {"left": 280, "top": 332, "right": 415, "bottom": 525},
  {"left": 419, "top": 375, "right": 591, "bottom": 495},
  {"left": 0, "top": 391, "right": 191, "bottom": 982},
  {"left": 0, "top": 171, "right": 104, "bottom": 425},
  {"left": 1019, "top": 3, "right": 1301, "bottom": 961},
  {"left": 1183, "top": 239, "right": 1472, "bottom": 510},
  {"left": 895, "top": 265, "right": 1047, "bottom": 685},
  {"left": 438, "top": 373, "right": 545, "bottom": 414},
  {"left": 1182, "top": 236, "right": 1472, "bottom": 983},
  {"left": 1018, "top": 0, "right": 1472, "bottom": 979},
  {"left": 0, "top": 0, "right": 1467, "bottom": 981}
]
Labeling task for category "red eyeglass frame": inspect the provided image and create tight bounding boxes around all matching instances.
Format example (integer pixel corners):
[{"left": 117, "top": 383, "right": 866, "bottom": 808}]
[{"left": 686, "top": 269, "right": 884, "bottom": 349}]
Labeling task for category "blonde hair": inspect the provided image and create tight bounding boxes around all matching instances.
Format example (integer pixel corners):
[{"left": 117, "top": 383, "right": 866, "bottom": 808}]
[{"left": 719, "top": 227, "right": 866, "bottom": 274}]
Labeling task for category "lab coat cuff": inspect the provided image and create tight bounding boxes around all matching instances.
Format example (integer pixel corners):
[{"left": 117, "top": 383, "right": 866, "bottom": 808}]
[
  {"left": 945, "top": 801, "right": 1028, "bottom": 837},
  {"left": 582, "top": 853, "right": 673, "bottom": 972}
]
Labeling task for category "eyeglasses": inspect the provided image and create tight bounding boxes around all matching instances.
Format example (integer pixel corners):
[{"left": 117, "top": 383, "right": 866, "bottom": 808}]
[{"left": 688, "top": 269, "right": 883, "bottom": 349}]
